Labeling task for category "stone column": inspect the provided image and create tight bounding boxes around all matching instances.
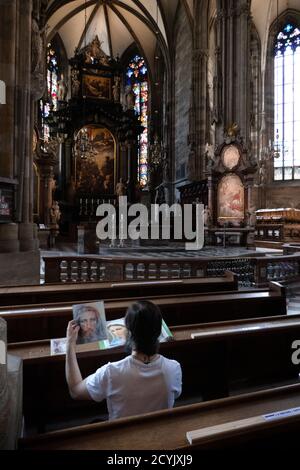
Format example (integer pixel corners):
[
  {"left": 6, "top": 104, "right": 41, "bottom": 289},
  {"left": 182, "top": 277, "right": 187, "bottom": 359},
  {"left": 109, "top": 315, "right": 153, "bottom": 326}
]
[
  {"left": 216, "top": 0, "right": 251, "bottom": 145},
  {"left": 0, "top": 1, "right": 20, "bottom": 256},
  {"left": 120, "top": 142, "right": 127, "bottom": 182},
  {"left": 0, "top": 0, "right": 40, "bottom": 285},
  {"left": 35, "top": 152, "right": 58, "bottom": 226},
  {"left": 0, "top": 0, "right": 16, "bottom": 179},
  {"left": 192, "top": 49, "right": 209, "bottom": 180}
]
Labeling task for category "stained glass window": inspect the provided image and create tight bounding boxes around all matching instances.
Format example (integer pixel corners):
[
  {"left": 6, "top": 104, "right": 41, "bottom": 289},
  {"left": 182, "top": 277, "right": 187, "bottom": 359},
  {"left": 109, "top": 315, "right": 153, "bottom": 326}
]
[
  {"left": 40, "top": 43, "right": 59, "bottom": 141},
  {"left": 274, "top": 23, "right": 300, "bottom": 180},
  {"left": 126, "top": 55, "right": 149, "bottom": 187}
]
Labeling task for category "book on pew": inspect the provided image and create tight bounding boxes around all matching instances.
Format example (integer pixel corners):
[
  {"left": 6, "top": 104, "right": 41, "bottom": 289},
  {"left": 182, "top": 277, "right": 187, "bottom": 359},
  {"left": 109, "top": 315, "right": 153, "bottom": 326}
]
[
  {"left": 50, "top": 337, "right": 67, "bottom": 355},
  {"left": 98, "top": 317, "right": 173, "bottom": 350}
]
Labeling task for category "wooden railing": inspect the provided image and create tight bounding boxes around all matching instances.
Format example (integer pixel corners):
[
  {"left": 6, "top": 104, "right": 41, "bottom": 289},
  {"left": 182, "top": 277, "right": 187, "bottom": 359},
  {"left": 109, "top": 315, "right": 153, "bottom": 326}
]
[{"left": 43, "top": 253, "right": 300, "bottom": 287}]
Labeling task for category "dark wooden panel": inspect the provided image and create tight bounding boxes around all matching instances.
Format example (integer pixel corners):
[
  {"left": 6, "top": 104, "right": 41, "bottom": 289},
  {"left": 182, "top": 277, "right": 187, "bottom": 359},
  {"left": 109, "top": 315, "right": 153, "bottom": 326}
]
[
  {"left": 2, "top": 285, "right": 286, "bottom": 343},
  {"left": 0, "top": 274, "right": 237, "bottom": 306},
  {"left": 18, "top": 372, "right": 300, "bottom": 449}
]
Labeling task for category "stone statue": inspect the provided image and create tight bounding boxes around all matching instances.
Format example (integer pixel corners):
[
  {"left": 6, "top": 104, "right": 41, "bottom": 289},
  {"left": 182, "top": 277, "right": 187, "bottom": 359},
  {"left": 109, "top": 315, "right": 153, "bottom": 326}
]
[
  {"left": 112, "top": 76, "right": 120, "bottom": 102},
  {"left": 134, "top": 181, "right": 142, "bottom": 203},
  {"left": 246, "top": 207, "right": 256, "bottom": 227},
  {"left": 186, "top": 143, "right": 196, "bottom": 180},
  {"left": 50, "top": 201, "right": 61, "bottom": 226},
  {"left": 125, "top": 85, "right": 136, "bottom": 110},
  {"left": 205, "top": 143, "right": 215, "bottom": 170},
  {"left": 115, "top": 178, "right": 127, "bottom": 197},
  {"left": 258, "top": 161, "right": 267, "bottom": 186},
  {"left": 57, "top": 74, "right": 68, "bottom": 101},
  {"left": 42, "top": 138, "right": 59, "bottom": 159},
  {"left": 84, "top": 36, "right": 110, "bottom": 66},
  {"left": 31, "top": 18, "right": 44, "bottom": 74},
  {"left": 31, "top": 18, "right": 46, "bottom": 99},
  {"left": 203, "top": 205, "right": 212, "bottom": 227},
  {"left": 71, "top": 69, "right": 80, "bottom": 97}
]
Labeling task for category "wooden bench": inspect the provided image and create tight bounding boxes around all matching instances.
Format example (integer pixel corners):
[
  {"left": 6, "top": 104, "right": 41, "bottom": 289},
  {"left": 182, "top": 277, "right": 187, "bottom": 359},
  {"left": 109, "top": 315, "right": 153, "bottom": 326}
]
[
  {"left": 9, "top": 313, "right": 300, "bottom": 432},
  {"left": 1, "top": 282, "right": 286, "bottom": 343},
  {"left": 0, "top": 273, "right": 238, "bottom": 307},
  {"left": 19, "top": 382, "right": 300, "bottom": 450}
]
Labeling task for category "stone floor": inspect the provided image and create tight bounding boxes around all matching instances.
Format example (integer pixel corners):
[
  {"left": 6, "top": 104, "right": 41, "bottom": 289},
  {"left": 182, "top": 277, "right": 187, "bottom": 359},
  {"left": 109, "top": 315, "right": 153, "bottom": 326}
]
[{"left": 42, "top": 243, "right": 282, "bottom": 259}]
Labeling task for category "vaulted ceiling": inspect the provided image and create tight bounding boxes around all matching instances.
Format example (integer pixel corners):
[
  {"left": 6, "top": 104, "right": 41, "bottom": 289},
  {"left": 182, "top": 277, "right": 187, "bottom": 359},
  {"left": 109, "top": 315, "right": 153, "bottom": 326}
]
[
  {"left": 46, "top": 1, "right": 300, "bottom": 74},
  {"left": 46, "top": 1, "right": 194, "bottom": 72}
]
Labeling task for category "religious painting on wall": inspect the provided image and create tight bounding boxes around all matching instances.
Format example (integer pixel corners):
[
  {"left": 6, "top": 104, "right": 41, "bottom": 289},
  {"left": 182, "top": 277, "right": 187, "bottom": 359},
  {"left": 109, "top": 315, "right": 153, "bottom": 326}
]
[
  {"left": 222, "top": 145, "right": 240, "bottom": 170},
  {"left": 82, "top": 74, "right": 111, "bottom": 100},
  {"left": 75, "top": 126, "right": 115, "bottom": 194},
  {"left": 218, "top": 173, "right": 244, "bottom": 222}
]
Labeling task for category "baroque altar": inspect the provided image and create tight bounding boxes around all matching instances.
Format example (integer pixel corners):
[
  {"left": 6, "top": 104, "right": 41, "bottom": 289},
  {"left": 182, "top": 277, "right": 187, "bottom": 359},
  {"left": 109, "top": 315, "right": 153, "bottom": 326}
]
[{"left": 204, "top": 127, "right": 257, "bottom": 247}]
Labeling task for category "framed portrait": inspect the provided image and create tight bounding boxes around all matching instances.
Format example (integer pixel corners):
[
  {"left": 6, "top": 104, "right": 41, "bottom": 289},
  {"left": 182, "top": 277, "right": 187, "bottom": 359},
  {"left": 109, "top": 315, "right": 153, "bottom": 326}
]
[
  {"left": 82, "top": 74, "right": 111, "bottom": 100},
  {"left": 218, "top": 173, "right": 244, "bottom": 221}
]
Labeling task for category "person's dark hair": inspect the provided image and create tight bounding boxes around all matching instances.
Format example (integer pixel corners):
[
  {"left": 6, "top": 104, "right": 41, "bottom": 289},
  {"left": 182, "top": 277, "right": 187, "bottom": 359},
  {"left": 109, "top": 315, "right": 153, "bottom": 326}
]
[{"left": 125, "top": 300, "right": 162, "bottom": 356}]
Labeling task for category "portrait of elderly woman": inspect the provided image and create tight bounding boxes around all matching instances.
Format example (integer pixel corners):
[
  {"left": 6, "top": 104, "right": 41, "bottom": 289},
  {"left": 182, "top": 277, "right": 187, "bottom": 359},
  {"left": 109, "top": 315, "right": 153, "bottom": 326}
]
[{"left": 73, "top": 302, "right": 107, "bottom": 345}]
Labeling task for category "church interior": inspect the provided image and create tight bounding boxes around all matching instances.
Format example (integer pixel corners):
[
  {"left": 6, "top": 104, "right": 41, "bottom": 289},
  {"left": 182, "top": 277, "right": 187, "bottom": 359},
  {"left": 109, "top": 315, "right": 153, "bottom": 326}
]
[{"left": 1, "top": 0, "right": 300, "bottom": 452}]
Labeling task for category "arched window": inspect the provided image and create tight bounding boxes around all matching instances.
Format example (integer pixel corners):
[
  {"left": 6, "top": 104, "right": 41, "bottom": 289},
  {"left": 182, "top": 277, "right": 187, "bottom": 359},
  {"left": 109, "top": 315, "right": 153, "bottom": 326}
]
[
  {"left": 274, "top": 23, "right": 300, "bottom": 180},
  {"left": 40, "top": 43, "right": 59, "bottom": 141},
  {"left": 126, "top": 55, "right": 149, "bottom": 187}
]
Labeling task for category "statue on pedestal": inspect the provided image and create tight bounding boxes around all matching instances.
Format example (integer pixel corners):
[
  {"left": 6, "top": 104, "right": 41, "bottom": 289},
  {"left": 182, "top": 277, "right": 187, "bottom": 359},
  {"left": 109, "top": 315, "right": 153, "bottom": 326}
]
[
  {"left": 57, "top": 74, "right": 68, "bottom": 102},
  {"left": 205, "top": 143, "right": 215, "bottom": 171},
  {"left": 246, "top": 207, "right": 256, "bottom": 228},
  {"left": 50, "top": 200, "right": 61, "bottom": 227},
  {"left": 203, "top": 205, "right": 212, "bottom": 227},
  {"left": 71, "top": 69, "right": 80, "bottom": 97},
  {"left": 125, "top": 85, "right": 136, "bottom": 110},
  {"left": 112, "top": 76, "right": 120, "bottom": 102},
  {"left": 115, "top": 178, "right": 127, "bottom": 198}
]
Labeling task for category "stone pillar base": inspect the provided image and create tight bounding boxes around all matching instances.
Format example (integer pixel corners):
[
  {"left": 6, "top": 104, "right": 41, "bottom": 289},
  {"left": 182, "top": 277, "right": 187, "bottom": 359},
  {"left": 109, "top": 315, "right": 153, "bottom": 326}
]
[
  {"left": 0, "top": 224, "right": 20, "bottom": 253},
  {"left": 0, "top": 250, "right": 40, "bottom": 286},
  {"left": 19, "top": 223, "right": 39, "bottom": 252}
]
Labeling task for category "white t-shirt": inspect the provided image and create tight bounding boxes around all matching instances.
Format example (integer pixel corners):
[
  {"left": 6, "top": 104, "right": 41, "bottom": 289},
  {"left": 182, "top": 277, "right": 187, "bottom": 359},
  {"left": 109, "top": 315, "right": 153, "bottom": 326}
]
[{"left": 85, "top": 354, "right": 182, "bottom": 420}]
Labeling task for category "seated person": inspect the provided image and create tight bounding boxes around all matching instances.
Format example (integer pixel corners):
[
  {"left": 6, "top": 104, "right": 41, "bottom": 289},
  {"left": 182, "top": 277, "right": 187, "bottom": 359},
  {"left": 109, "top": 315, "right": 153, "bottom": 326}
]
[{"left": 65, "top": 300, "right": 182, "bottom": 420}]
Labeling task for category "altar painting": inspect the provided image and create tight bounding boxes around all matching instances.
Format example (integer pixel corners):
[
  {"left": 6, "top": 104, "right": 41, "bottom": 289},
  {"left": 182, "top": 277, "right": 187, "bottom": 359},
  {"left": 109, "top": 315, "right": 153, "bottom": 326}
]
[
  {"left": 75, "top": 126, "right": 115, "bottom": 194},
  {"left": 218, "top": 174, "right": 244, "bottom": 220}
]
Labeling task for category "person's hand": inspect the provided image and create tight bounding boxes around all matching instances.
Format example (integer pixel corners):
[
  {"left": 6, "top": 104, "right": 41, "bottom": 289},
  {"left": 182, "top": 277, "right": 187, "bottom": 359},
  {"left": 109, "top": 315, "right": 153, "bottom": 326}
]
[{"left": 66, "top": 320, "right": 80, "bottom": 347}]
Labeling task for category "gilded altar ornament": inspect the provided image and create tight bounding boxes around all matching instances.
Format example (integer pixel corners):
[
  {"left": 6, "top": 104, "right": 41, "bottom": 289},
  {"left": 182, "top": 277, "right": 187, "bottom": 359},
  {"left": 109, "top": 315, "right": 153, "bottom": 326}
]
[
  {"left": 226, "top": 123, "right": 239, "bottom": 137},
  {"left": 84, "top": 36, "right": 110, "bottom": 66}
]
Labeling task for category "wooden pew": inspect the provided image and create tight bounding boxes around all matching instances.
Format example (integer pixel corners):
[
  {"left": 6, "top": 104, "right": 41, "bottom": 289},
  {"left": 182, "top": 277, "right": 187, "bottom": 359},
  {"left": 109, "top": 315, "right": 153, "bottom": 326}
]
[
  {"left": 0, "top": 273, "right": 238, "bottom": 307},
  {"left": 19, "top": 382, "right": 300, "bottom": 450},
  {"left": 1, "top": 282, "right": 286, "bottom": 343},
  {"left": 9, "top": 314, "right": 300, "bottom": 432}
]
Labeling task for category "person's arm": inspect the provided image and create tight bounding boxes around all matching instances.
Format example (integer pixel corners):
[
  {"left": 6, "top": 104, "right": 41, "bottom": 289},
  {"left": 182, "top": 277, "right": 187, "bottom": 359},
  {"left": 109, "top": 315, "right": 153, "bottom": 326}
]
[
  {"left": 65, "top": 320, "right": 92, "bottom": 401},
  {"left": 174, "top": 362, "right": 182, "bottom": 400}
]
